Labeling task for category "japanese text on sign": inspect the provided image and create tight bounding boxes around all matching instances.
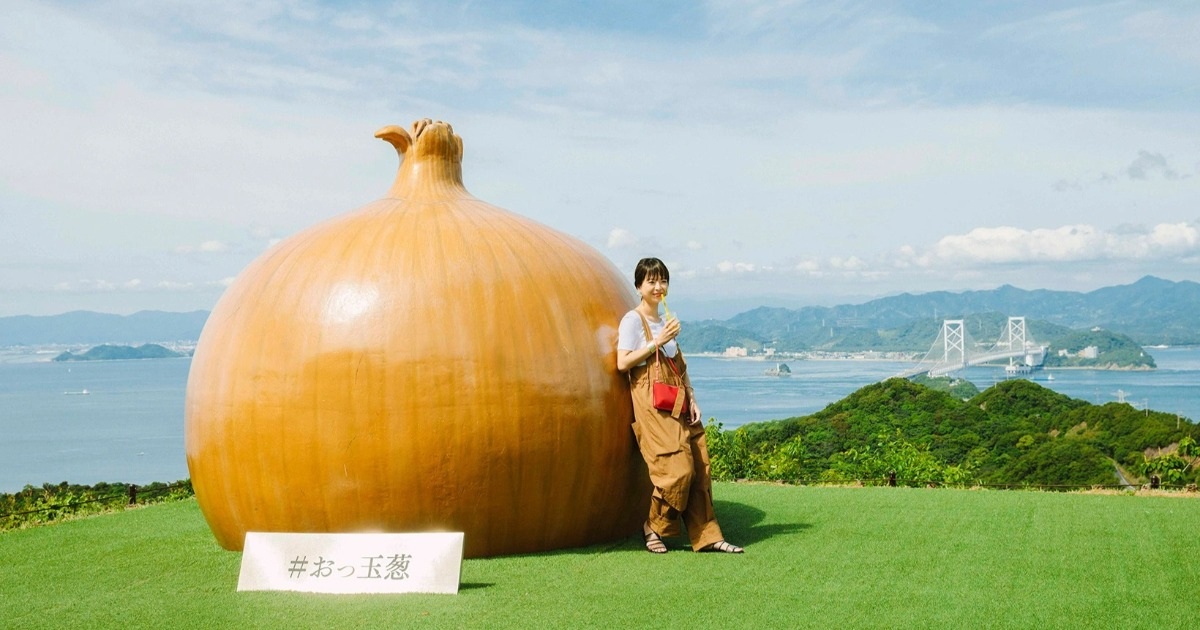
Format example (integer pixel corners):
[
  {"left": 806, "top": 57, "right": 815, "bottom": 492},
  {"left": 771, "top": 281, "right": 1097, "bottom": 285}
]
[{"left": 237, "top": 532, "right": 463, "bottom": 594}]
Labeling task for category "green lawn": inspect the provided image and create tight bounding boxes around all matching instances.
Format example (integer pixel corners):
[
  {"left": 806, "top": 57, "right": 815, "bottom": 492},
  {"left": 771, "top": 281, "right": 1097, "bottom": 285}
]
[{"left": 2, "top": 484, "right": 1197, "bottom": 629}]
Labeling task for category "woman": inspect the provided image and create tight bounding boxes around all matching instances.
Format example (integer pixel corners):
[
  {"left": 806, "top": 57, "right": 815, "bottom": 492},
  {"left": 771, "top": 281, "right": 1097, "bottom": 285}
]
[{"left": 616, "top": 257, "right": 744, "bottom": 554}]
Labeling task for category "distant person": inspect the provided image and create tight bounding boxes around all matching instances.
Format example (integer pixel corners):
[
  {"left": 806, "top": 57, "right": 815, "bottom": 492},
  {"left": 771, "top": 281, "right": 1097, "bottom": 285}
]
[{"left": 616, "top": 257, "right": 744, "bottom": 554}]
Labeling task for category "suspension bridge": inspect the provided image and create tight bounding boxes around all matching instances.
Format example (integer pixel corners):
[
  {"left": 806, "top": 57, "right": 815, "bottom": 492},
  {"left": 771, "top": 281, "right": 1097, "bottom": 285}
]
[{"left": 896, "top": 316, "right": 1047, "bottom": 378}]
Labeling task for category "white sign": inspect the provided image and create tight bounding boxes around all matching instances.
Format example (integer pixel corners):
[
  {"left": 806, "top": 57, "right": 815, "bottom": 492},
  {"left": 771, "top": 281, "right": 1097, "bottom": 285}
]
[{"left": 237, "top": 532, "right": 464, "bottom": 594}]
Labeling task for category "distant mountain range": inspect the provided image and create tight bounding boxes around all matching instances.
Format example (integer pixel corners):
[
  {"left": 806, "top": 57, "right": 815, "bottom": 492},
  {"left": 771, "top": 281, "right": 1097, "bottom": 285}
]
[
  {"left": 1, "top": 276, "right": 1197, "bottom": 349},
  {"left": 691, "top": 275, "right": 1200, "bottom": 352},
  {"left": 0, "top": 310, "right": 209, "bottom": 346}
]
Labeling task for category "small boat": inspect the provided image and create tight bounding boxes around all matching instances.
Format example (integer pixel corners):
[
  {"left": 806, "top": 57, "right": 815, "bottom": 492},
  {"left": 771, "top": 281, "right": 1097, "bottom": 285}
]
[
  {"left": 1047, "top": 374, "right": 1055, "bottom": 381},
  {"left": 64, "top": 389, "right": 90, "bottom": 395},
  {"left": 764, "top": 363, "right": 792, "bottom": 377}
]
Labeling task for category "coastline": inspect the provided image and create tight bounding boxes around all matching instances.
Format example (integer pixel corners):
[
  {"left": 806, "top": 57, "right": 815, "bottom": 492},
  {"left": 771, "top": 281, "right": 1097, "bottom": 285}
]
[{"left": 1043, "top": 365, "right": 1156, "bottom": 371}]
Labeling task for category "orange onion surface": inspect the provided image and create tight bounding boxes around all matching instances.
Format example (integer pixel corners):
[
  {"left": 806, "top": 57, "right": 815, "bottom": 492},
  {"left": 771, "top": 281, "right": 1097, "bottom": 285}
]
[{"left": 185, "top": 119, "right": 649, "bottom": 557}]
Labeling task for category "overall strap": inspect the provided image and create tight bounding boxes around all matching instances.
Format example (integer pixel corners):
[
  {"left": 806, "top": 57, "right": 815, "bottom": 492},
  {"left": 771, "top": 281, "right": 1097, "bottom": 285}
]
[
  {"left": 638, "top": 312, "right": 685, "bottom": 417},
  {"left": 637, "top": 312, "right": 659, "bottom": 384}
]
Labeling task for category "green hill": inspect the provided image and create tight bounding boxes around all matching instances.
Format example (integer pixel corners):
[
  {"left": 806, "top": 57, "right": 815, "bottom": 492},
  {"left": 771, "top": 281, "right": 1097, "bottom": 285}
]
[{"left": 712, "top": 378, "right": 1200, "bottom": 488}]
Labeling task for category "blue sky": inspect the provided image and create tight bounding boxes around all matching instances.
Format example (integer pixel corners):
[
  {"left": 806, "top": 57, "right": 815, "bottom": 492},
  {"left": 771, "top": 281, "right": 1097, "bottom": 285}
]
[{"left": 2, "top": 1, "right": 1198, "bottom": 318}]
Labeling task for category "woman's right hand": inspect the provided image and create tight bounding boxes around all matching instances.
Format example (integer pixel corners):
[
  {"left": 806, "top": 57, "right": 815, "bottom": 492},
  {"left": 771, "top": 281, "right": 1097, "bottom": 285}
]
[{"left": 657, "top": 317, "right": 681, "bottom": 346}]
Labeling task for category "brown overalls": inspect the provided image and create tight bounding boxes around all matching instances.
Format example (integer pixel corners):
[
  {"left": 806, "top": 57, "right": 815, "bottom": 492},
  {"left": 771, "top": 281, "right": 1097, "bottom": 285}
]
[{"left": 628, "top": 314, "right": 724, "bottom": 550}]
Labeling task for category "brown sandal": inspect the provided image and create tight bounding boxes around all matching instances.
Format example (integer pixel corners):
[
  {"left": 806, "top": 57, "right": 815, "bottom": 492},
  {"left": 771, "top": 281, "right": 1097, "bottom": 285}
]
[
  {"left": 701, "top": 540, "right": 744, "bottom": 554},
  {"left": 643, "top": 528, "right": 668, "bottom": 554}
]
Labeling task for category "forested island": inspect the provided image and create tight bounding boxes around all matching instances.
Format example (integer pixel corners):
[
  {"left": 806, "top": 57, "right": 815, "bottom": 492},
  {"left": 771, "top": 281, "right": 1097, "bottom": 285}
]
[
  {"left": 1041, "top": 329, "right": 1155, "bottom": 369},
  {"left": 705, "top": 378, "right": 1200, "bottom": 489},
  {"left": 52, "top": 344, "right": 187, "bottom": 362}
]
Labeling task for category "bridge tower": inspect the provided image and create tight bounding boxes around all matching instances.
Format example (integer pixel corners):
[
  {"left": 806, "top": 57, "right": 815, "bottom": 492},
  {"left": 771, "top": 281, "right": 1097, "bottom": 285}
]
[
  {"left": 895, "top": 314, "right": 1044, "bottom": 380},
  {"left": 942, "top": 319, "right": 966, "bottom": 369},
  {"left": 1006, "top": 316, "right": 1027, "bottom": 350}
]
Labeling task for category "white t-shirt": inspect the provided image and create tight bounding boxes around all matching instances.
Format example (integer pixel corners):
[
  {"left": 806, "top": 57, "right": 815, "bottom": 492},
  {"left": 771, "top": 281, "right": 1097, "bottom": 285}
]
[{"left": 617, "top": 310, "right": 679, "bottom": 365}]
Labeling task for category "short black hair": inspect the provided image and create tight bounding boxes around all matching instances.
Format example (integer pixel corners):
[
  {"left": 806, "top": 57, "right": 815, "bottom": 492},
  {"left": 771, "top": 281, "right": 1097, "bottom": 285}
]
[{"left": 633, "top": 257, "right": 670, "bottom": 288}]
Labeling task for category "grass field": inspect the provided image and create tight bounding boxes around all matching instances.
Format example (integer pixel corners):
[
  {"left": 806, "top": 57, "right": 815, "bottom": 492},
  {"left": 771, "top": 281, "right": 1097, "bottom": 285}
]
[{"left": 2, "top": 483, "right": 1197, "bottom": 629}]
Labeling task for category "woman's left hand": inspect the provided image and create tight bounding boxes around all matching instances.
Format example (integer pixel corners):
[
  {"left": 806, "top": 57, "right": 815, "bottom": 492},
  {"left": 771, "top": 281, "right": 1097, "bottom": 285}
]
[{"left": 688, "top": 398, "right": 702, "bottom": 426}]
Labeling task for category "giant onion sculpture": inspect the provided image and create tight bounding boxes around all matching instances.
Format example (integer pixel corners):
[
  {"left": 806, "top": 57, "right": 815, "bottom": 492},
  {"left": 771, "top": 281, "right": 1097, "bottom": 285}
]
[{"left": 185, "top": 119, "right": 649, "bottom": 557}]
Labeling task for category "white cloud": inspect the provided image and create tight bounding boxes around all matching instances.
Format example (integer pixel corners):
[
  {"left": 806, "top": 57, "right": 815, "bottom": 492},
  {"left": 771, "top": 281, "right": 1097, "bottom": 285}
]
[
  {"left": 716, "top": 260, "right": 756, "bottom": 273},
  {"left": 900, "top": 222, "right": 1200, "bottom": 266},
  {"left": 607, "top": 228, "right": 638, "bottom": 249},
  {"left": 51, "top": 279, "right": 126, "bottom": 292},
  {"left": 1052, "top": 149, "right": 1191, "bottom": 193},
  {"left": 1126, "top": 151, "right": 1182, "bottom": 181},
  {"left": 175, "top": 240, "right": 231, "bottom": 254},
  {"left": 829, "top": 256, "right": 868, "bottom": 271},
  {"left": 155, "top": 281, "right": 196, "bottom": 291},
  {"left": 42, "top": 277, "right": 232, "bottom": 294},
  {"left": 1052, "top": 178, "right": 1083, "bottom": 192}
]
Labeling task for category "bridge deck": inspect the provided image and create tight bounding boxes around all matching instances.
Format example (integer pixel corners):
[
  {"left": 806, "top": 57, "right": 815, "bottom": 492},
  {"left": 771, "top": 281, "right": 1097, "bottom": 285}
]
[{"left": 896, "top": 348, "right": 1037, "bottom": 379}]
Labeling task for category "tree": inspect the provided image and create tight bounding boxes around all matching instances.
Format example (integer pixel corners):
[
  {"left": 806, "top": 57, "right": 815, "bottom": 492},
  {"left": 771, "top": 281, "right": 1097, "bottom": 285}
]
[{"left": 1142, "top": 436, "right": 1200, "bottom": 486}]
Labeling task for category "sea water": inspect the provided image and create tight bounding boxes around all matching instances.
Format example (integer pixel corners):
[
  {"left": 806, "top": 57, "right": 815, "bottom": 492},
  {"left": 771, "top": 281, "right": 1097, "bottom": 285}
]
[
  {"left": 0, "top": 358, "right": 191, "bottom": 493},
  {"left": 2, "top": 348, "right": 1198, "bottom": 492}
]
